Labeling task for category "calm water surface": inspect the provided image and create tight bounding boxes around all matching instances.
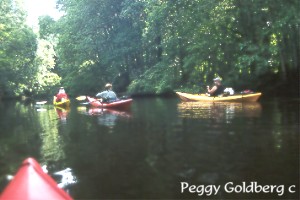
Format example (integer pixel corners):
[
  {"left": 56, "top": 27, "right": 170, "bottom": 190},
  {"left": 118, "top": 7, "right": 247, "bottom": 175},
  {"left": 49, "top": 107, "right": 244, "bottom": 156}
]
[{"left": 0, "top": 97, "right": 299, "bottom": 199}]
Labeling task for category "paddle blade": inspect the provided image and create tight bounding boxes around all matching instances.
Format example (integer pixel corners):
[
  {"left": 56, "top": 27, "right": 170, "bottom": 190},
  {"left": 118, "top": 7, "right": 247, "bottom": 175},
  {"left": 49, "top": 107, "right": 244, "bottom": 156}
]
[
  {"left": 76, "top": 96, "right": 87, "bottom": 101},
  {"left": 36, "top": 101, "right": 47, "bottom": 105}
]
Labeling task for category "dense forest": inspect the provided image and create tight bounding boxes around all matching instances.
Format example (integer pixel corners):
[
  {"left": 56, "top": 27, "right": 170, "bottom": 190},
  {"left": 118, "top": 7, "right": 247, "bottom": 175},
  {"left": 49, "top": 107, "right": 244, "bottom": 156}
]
[{"left": 0, "top": 0, "right": 299, "bottom": 99}]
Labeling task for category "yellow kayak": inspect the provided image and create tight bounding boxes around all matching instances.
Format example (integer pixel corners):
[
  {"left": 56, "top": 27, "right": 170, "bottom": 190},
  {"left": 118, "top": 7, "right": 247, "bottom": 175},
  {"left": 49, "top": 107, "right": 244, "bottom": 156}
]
[
  {"left": 176, "top": 92, "right": 262, "bottom": 102},
  {"left": 53, "top": 96, "right": 71, "bottom": 107}
]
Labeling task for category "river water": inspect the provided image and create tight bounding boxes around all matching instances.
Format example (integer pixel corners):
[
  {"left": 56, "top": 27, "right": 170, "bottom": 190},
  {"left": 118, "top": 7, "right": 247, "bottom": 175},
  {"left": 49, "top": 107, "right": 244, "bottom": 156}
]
[{"left": 0, "top": 97, "right": 298, "bottom": 199}]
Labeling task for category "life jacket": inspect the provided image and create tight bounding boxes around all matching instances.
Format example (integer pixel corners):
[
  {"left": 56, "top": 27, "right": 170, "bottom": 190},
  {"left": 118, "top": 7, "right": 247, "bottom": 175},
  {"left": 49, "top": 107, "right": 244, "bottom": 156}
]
[
  {"left": 212, "top": 85, "right": 225, "bottom": 96},
  {"left": 56, "top": 93, "right": 68, "bottom": 101}
]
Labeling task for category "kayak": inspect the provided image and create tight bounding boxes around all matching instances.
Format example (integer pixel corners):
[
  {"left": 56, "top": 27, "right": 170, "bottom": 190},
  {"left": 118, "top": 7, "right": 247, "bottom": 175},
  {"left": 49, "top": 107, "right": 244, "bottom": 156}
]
[
  {"left": 53, "top": 96, "right": 71, "bottom": 107},
  {"left": 87, "top": 97, "right": 133, "bottom": 110},
  {"left": 0, "top": 157, "right": 73, "bottom": 200},
  {"left": 176, "top": 92, "right": 261, "bottom": 102}
]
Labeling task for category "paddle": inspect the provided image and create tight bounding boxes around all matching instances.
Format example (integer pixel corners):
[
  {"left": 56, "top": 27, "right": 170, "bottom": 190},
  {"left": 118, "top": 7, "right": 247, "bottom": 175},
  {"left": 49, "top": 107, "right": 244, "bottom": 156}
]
[
  {"left": 76, "top": 95, "right": 106, "bottom": 108},
  {"left": 36, "top": 101, "right": 47, "bottom": 105},
  {"left": 76, "top": 96, "right": 91, "bottom": 105},
  {"left": 76, "top": 96, "right": 87, "bottom": 101},
  {"left": 80, "top": 102, "right": 90, "bottom": 105}
]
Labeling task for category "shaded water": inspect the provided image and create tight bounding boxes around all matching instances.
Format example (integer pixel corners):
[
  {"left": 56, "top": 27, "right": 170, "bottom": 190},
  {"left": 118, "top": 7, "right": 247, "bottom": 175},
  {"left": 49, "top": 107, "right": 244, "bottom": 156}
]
[{"left": 0, "top": 97, "right": 298, "bottom": 199}]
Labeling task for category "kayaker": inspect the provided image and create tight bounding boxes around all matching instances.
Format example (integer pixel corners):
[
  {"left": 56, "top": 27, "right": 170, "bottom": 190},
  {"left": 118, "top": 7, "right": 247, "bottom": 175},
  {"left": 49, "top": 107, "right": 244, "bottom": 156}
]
[
  {"left": 54, "top": 87, "right": 69, "bottom": 102},
  {"left": 206, "top": 77, "right": 225, "bottom": 96},
  {"left": 96, "top": 83, "right": 118, "bottom": 103}
]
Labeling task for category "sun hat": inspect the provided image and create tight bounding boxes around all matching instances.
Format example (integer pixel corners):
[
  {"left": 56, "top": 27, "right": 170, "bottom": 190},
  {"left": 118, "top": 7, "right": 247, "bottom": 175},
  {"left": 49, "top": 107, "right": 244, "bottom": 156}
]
[
  {"left": 213, "top": 77, "right": 221, "bottom": 82},
  {"left": 105, "top": 83, "right": 112, "bottom": 89}
]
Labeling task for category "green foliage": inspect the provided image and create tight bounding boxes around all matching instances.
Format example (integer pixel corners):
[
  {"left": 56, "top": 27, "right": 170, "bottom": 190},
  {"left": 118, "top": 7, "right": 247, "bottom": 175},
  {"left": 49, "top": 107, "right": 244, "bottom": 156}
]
[
  {"left": 128, "top": 62, "right": 175, "bottom": 94},
  {"left": 1, "top": 0, "right": 298, "bottom": 97},
  {"left": 0, "top": 0, "right": 38, "bottom": 97},
  {"left": 32, "top": 39, "right": 61, "bottom": 95},
  {"left": 0, "top": 0, "right": 64, "bottom": 98},
  {"left": 55, "top": 0, "right": 147, "bottom": 95},
  {"left": 53, "top": 0, "right": 299, "bottom": 96},
  {"left": 38, "top": 16, "right": 56, "bottom": 40}
]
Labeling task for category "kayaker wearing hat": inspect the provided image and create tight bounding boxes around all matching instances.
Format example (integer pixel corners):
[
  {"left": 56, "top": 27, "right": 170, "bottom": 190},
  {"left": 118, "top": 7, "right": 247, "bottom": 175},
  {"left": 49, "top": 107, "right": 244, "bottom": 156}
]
[
  {"left": 54, "top": 87, "right": 69, "bottom": 102},
  {"left": 206, "top": 77, "right": 225, "bottom": 96},
  {"left": 96, "top": 83, "right": 117, "bottom": 103}
]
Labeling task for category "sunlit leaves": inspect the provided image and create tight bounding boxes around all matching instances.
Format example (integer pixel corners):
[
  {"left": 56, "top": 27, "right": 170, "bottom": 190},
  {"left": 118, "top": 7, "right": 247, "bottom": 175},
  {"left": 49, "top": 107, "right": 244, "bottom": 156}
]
[
  {"left": 0, "top": 0, "right": 38, "bottom": 96},
  {"left": 44, "top": 0, "right": 300, "bottom": 95},
  {"left": 33, "top": 39, "right": 61, "bottom": 94}
]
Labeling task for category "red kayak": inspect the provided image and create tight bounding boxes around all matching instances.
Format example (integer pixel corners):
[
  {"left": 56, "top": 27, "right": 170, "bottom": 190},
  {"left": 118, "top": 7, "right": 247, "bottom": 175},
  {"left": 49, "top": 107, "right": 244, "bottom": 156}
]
[
  {"left": 87, "top": 97, "right": 133, "bottom": 110},
  {"left": 0, "top": 158, "right": 72, "bottom": 200}
]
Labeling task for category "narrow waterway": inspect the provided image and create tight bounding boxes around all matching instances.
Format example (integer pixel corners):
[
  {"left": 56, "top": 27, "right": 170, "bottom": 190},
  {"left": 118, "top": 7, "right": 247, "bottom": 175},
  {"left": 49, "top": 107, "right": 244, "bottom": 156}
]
[{"left": 0, "top": 97, "right": 298, "bottom": 199}]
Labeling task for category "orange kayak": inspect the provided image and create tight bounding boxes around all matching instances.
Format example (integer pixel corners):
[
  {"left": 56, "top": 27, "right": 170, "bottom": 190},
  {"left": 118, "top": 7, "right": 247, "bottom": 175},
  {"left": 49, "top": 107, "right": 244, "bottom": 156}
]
[{"left": 0, "top": 158, "right": 72, "bottom": 200}]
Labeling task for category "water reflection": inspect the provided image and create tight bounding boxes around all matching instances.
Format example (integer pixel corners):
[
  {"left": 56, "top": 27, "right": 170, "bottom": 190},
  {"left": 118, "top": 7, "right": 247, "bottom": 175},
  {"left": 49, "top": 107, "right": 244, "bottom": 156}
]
[
  {"left": 178, "top": 102, "right": 262, "bottom": 121},
  {"left": 53, "top": 167, "right": 77, "bottom": 189},
  {"left": 36, "top": 106, "right": 76, "bottom": 192},
  {"left": 35, "top": 101, "right": 48, "bottom": 112},
  {"left": 37, "top": 107, "right": 67, "bottom": 162},
  {"left": 54, "top": 106, "right": 70, "bottom": 123},
  {"left": 77, "top": 106, "right": 131, "bottom": 127},
  {"left": 0, "top": 101, "right": 73, "bottom": 193},
  {"left": 0, "top": 98, "right": 298, "bottom": 199}
]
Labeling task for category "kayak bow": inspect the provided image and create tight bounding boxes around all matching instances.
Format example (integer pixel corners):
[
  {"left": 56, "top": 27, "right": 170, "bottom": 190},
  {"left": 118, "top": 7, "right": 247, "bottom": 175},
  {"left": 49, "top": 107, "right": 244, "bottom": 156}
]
[{"left": 0, "top": 158, "right": 73, "bottom": 200}]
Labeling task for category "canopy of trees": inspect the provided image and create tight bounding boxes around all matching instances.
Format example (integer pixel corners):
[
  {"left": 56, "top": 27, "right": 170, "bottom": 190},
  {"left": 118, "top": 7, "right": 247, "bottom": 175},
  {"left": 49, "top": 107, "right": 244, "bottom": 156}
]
[
  {"left": 0, "top": 0, "right": 61, "bottom": 98},
  {"left": 1, "top": 0, "right": 36, "bottom": 97},
  {"left": 1, "top": 0, "right": 299, "bottom": 98}
]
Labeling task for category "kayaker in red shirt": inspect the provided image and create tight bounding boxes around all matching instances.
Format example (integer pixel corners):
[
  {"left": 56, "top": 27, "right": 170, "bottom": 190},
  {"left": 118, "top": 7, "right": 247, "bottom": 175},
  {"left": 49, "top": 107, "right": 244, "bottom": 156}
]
[{"left": 54, "top": 87, "right": 69, "bottom": 102}]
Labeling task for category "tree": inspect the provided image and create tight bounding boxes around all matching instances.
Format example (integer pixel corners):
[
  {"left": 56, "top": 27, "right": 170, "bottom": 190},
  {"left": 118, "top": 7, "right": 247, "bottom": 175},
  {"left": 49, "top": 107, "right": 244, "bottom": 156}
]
[
  {"left": 51, "top": 0, "right": 299, "bottom": 96},
  {"left": 0, "top": 0, "right": 37, "bottom": 97},
  {"left": 56, "top": 0, "right": 147, "bottom": 94}
]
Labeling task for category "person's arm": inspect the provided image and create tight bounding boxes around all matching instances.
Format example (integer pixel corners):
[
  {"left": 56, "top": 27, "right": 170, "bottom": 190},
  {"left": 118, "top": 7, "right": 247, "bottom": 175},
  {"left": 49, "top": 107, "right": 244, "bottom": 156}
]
[
  {"left": 207, "top": 85, "right": 217, "bottom": 94},
  {"left": 96, "top": 91, "right": 105, "bottom": 98}
]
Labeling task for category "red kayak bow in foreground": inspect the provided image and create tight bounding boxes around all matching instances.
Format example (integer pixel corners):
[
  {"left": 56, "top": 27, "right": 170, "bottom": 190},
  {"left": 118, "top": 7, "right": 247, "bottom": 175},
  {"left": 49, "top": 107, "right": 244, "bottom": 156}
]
[{"left": 0, "top": 158, "right": 73, "bottom": 200}]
